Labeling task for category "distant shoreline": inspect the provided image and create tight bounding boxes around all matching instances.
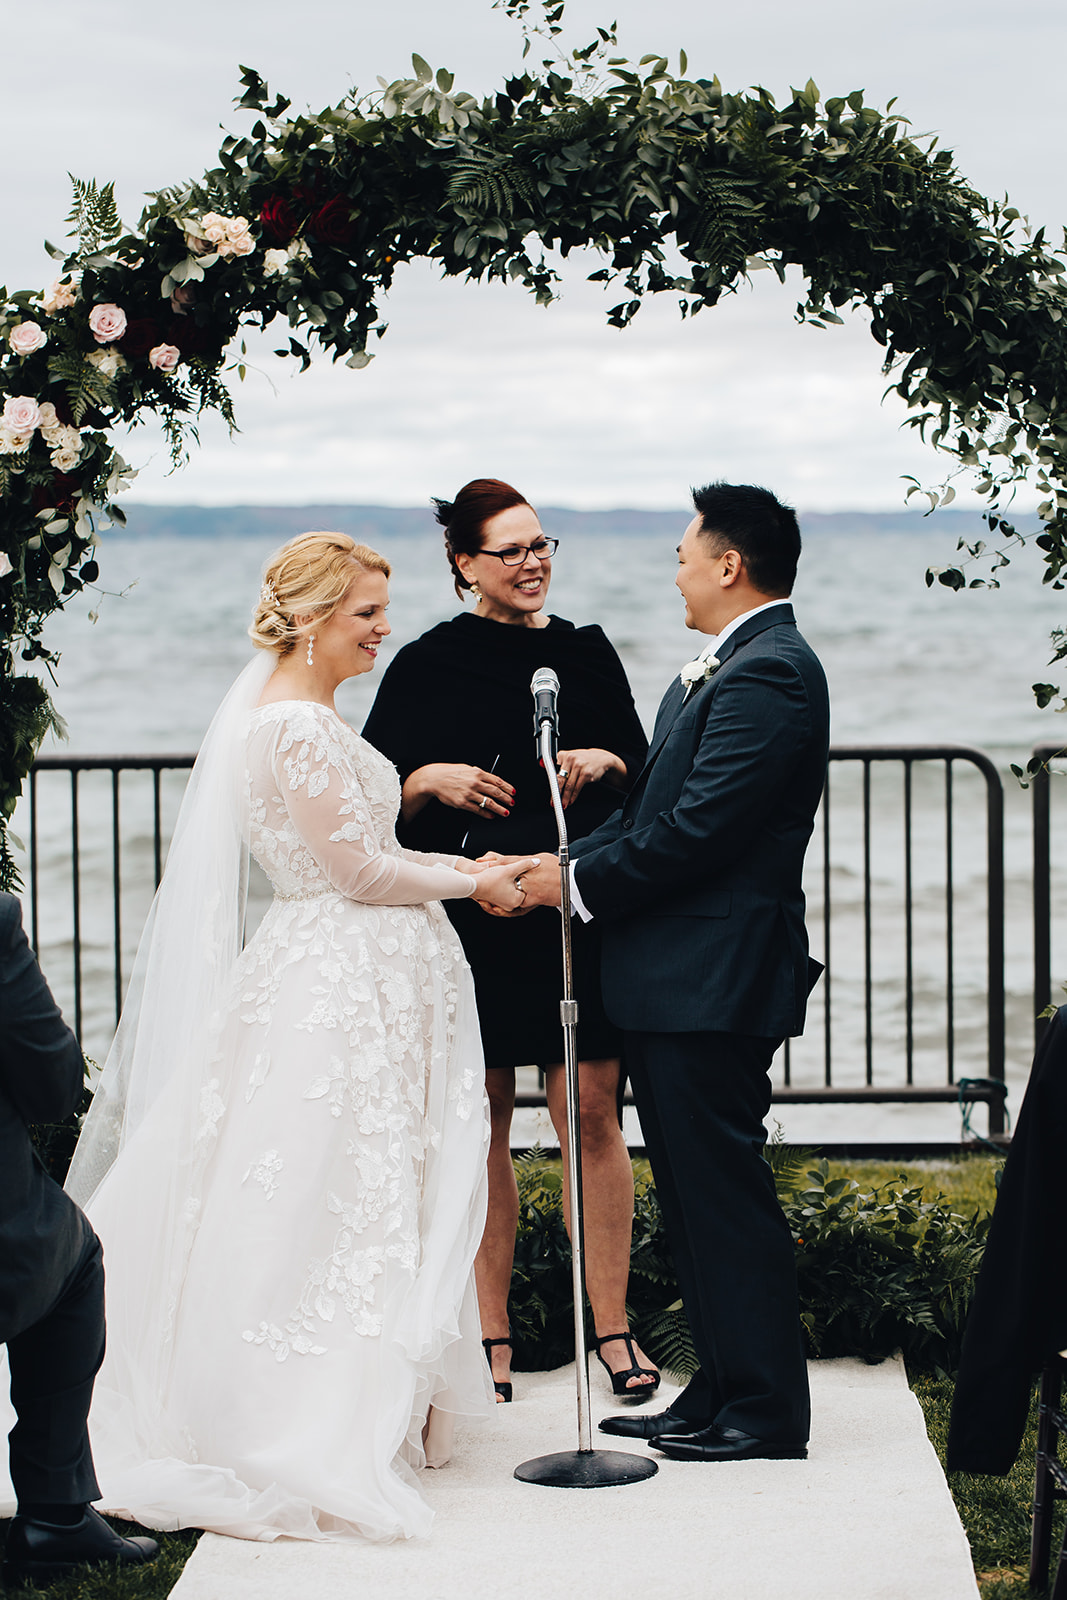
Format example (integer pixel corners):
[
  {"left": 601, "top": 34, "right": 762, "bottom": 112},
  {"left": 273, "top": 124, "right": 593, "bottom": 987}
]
[{"left": 110, "top": 504, "right": 1042, "bottom": 540}]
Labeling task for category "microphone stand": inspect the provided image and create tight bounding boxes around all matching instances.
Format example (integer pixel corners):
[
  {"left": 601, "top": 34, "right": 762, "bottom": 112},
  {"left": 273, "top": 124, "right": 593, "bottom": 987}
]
[{"left": 514, "top": 721, "right": 657, "bottom": 1489}]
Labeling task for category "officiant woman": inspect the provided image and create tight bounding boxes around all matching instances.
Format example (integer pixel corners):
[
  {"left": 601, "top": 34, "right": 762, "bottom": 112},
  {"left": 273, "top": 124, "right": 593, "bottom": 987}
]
[{"left": 363, "top": 478, "right": 658, "bottom": 1403}]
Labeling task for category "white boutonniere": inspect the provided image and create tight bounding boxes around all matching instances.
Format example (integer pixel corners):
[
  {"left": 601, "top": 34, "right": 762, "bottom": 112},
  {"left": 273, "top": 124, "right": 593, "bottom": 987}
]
[{"left": 679, "top": 646, "right": 721, "bottom": 695}]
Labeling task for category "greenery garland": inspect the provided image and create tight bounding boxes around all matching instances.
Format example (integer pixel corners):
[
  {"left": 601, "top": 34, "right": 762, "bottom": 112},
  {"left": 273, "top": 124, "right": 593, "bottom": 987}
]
[{"left": 2, "top": 0, "right": 1066, "bottom": 887}]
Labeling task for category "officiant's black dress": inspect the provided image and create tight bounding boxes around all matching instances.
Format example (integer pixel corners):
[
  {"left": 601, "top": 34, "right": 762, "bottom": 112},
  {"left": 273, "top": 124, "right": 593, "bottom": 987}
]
[{"left": 363, "top": 612, "right": 647, "bottom": 1067}]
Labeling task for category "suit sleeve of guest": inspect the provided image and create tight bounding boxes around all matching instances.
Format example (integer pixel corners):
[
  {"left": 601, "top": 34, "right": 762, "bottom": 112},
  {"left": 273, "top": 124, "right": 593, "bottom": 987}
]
[
  {"left": 0, "top": 897, "right": 84, "bottom": 1126},
  {"left": 573, "top": 656, "right": 813, "bottom": 922}
]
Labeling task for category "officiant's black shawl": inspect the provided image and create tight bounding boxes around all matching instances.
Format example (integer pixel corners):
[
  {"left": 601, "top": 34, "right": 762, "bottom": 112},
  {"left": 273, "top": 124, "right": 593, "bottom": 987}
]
[
  {"left": 364, "top": 612, "right": 647, "bottom": 859},
  {"left": 947, "top": 1006, "right": 1067, "bottom": 1474}
]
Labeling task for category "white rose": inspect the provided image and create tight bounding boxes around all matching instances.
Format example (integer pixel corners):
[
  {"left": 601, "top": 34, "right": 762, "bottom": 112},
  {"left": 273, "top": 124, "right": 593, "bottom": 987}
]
[
  {"left": 87, "top": 348, "right": 126, "bottom": 378},
  {"left": 0, "top": 551, "right": 12, "bottom": 578},
  {"left": 148, "top": 343, "right": 180, "bottom": 371},
  {"left": 88, "top": 303, "right": 127, "bottom": 344},
  {"left": 200, "top": 213, "right": 228, "bottom": 245},
  {"left": 223, "top": 231, "right": 255, "bottom": 258},
  {"left": 0, "top": 427, "right": 32, "bottom": 454},
  {"left": 42, "top": 277, "right": 78, "bottom": 315},
  {"left": 2, "top": 395, "right": 42, "bottom": 433},
  {"left": 51, "top": 424, "right": 81, "bottom": 453},
  {"left": 9, "top": 321, "right": 47, "bottom": 356},
  {"left": 679, "top": 650, "right": 720, "bottom": 692},
  {"left": 36, "top": 401, "right": 60, "bottom": 435},
  {"left": 263, "top": 248, "right": 290, "bottom": 277},
  {"left": 50, "top": 444, "right": 82, "bottom": 472}
]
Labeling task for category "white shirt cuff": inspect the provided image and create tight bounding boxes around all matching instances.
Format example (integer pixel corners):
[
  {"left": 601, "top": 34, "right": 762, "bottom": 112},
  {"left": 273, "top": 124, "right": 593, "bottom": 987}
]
[{"left": 569, "top": 862, "right": 593, "bottom": 922}]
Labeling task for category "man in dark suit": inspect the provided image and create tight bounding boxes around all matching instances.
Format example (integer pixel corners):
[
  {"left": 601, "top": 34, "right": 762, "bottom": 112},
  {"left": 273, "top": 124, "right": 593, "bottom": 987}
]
[
  {"left": 0, "top": 892, "right": 158, "bottom": 1584},
  {"left": 518, "top": 482, "right": 829, "bottom": 1460}
]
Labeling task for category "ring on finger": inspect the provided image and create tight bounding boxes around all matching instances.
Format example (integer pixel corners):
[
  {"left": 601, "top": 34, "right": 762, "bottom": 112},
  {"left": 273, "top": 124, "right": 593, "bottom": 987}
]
[
  {"left": 479, "top": 795, "right": 489, "bottom": 809},
  {"left": 514, "top": 877, "right": 526, "bottom": 900},
  {"left": 558, "top": 769, "right": 569, "bottom": 781}
]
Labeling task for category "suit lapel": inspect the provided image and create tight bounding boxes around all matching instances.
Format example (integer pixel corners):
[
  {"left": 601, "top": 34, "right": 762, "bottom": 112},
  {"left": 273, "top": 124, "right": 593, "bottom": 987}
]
[
  {"left": 634, "top": 603, "right": 797, "bottom": 785},
  {"left": 644, "top": 675, "right": 690, "bottom": 766}
]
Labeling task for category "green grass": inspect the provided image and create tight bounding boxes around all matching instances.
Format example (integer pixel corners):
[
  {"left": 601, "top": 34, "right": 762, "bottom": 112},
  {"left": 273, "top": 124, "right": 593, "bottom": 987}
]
[{"left": 0, "top": 1520, "right": 198, "bottom": 1598}]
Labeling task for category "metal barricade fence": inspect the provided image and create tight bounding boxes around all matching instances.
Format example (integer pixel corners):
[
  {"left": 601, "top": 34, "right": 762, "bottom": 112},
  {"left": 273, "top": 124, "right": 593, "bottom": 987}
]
[{"left": 19, "top": 743, "right": 1008, "bottom": 1141}]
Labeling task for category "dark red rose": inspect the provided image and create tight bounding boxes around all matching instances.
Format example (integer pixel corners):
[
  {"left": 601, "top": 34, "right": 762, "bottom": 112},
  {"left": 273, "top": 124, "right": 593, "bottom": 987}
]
[
  {"left": 310, "top": 195, "right": 357, "bottom": 248},
  {"left": 31, "top": 472, "right": 82, "bottom": 513},
  {"left": 46, "top": 393, "right": 75, "bottom": 426},
  {"left": 119, "top": 318, "right": 163, "bottom": 358},
  {"left": 259, "top": 194, "right": 299, "bottom": 245},
  {"left": 164, "top": 317, "right": 216, "bottom": 358}
]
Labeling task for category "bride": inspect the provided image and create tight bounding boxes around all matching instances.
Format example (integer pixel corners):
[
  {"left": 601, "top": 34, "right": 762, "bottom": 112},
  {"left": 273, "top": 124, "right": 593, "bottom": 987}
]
[{"left": 61, "top": 532, "right": 536, "bottom": 1542}]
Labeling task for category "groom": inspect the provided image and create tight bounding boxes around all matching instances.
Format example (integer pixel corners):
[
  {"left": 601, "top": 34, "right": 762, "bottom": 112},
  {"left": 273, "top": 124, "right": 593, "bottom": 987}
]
[{"left": 517, "top": 482, "right": 829, "bottom": 1460}]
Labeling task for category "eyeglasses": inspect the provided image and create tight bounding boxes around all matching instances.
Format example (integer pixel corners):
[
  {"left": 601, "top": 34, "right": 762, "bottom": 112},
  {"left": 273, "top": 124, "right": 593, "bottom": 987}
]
[{"left": 477, "top": 538, "right": 559, "bottom": 566}]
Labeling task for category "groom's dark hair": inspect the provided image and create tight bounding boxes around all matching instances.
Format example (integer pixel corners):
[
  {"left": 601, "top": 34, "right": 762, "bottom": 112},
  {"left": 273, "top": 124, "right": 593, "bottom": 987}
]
[{"left": 691, "top": 482, "right": 800, "bottom": 597}]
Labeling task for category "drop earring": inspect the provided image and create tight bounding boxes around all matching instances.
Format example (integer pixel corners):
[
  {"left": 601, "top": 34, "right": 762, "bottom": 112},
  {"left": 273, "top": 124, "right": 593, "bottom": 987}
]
[
  {"left": 306, "top": 634, "right": 315, "bottom": 667},
  {"left": 469, "top": 583, "right": 482, "bottom": 602}
]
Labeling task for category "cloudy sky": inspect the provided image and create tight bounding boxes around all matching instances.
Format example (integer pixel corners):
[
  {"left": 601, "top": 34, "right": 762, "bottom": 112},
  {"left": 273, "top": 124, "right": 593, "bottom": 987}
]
[{"left": 3, "top": 0, "right": 1065, "bottom": 511}]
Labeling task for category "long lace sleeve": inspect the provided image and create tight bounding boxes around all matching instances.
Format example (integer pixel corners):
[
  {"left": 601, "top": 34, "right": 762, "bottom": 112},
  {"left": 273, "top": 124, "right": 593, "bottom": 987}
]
[{"left": 266, "top": 707, "right": 477, "bottom": 905}]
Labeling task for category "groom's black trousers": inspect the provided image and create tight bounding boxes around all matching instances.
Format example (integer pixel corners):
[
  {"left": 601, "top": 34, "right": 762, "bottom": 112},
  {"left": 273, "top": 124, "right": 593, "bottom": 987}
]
[
  {"left": 6, "top": 1226, "right": 105, "bottom": 1508},
  {"left": 626, "top": 1030, "right": 810, "bottom": 1446}
]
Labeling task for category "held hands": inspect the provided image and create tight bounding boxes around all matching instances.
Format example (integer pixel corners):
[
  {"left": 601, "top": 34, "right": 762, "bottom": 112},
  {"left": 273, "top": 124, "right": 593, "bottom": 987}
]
[
  {"left": 554, "top": 748, "right": 626, "bottom": 808},
  {"left": 468, "top": 852, "right": 562, "bottom": 913},
  {"left": 465, "top": 857, "right": 541, "bottom": 914}
]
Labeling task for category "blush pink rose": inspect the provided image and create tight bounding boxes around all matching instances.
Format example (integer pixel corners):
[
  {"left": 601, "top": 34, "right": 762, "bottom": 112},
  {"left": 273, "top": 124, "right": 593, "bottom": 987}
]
[
  {"left": 148, "top": 343, "right": 180, "bottom": 372},
  {"left": 2, "top": 395, "right": 42, "bottom": 433},
  {"left": 9, "top": 321, "right": 47, "bottom": 356},
  {"left": 42, "top": 278, "right": 77, "bottom": 315},
  {"left": 88, "top": 303, "right": 127, "bottom": 344}
]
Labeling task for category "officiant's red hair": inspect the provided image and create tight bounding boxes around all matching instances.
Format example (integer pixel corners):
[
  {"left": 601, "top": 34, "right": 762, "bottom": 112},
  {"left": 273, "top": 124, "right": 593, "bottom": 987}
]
[{"left": 432, "top": 478, "right": 534, "bottom": 597}]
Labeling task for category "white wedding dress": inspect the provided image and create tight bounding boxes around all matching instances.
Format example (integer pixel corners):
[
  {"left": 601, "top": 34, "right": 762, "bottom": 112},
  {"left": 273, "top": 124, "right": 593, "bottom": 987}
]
[{"left": 52, "top": 693, "right": 493, "bottom": 1542}]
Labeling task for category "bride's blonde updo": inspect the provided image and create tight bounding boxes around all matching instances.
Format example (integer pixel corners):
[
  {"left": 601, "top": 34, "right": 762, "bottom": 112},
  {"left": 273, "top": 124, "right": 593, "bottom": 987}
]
[{"left": 249, "top": 532, "right": 391, "bottom": 655}]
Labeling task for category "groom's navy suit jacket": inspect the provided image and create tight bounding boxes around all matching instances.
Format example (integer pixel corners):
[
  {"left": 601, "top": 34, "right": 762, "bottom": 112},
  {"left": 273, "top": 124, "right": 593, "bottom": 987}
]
[{"left": 573, "top": 603, "right": 829, "bottom": 1039}]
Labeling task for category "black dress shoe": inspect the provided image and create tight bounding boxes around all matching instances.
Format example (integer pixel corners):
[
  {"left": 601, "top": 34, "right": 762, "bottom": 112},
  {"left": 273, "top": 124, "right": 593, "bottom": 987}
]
[
  {"left": 598, "top": 1404, "right": 697, "bottom": 1440},
  {"left": 651, "top": 1422, "right": 808, "bottom": 1462},
  {"left": 2, "top": 1505, "right": 160, "bottom": 1586}
]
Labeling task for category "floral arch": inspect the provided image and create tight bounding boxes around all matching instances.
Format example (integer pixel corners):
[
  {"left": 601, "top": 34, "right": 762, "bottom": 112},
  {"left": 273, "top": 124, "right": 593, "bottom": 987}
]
[{"left": 2, "top": 1, "right": 1066, "bottom": 886}]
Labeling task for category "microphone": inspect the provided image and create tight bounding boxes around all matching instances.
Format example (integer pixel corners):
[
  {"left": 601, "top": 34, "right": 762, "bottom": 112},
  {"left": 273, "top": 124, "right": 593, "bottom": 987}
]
[{"left": 531, "top": 667, "right": 559, "bottom": 735}]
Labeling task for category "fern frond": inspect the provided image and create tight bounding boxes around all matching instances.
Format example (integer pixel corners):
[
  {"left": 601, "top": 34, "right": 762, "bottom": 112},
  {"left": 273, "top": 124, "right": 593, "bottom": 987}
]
[
  {"left": 65, "top": 176, "right": 122, "bottom": 255},
  {"left": 445, "top": 153, "right": 535, "bottom": 218},
  {"left": 634, "top": 1302, "right": 698, "bottom": 1380}
]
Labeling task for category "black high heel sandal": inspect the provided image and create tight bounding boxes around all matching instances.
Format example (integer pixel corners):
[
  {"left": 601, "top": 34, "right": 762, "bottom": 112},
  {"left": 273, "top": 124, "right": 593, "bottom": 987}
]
[
  {"left": 483, "top": 1335, "right": 513, "bottom": 1403},
  {"left": 593, "top": 1332, "right": 660, "bottom": 1400}
]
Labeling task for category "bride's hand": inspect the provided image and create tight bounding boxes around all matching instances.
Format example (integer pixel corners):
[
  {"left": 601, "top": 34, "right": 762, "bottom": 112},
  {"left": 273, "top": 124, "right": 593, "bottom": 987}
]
[{"left": 470, "top": 857, "right": 540, "bottom": 913}]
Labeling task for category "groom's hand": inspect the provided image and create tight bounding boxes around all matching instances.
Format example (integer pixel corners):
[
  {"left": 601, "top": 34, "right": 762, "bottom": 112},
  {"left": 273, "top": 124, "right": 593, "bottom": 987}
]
[{"left": 517, "top": 855, "right": 562, "bottom": 909}]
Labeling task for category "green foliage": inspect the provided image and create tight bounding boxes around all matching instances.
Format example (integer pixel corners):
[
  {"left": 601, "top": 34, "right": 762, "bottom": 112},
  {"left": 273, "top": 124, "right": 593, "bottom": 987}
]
[
  {"left": 0, "top": 669, "right": 66, "bottom": 889},
  {"left": 785, "top": 1160, "right": 988, "bottom": 1369},
  {"left": 506, "top": 1148, "right": 988, "bottom": 1376},
  {"left": 4, "top": 0, "right": 1067, "bottom": 854},
  {"left": 64, "top": 177, "right": 123, "bottom": 258}
]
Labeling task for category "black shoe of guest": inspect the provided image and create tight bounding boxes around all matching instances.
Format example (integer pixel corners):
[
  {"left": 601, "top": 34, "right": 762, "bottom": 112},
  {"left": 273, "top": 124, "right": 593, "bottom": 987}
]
[
  {"left": 1, "top": 1505, "right": 160, "bottom": 1587},
  {"left": 598, "top": 1404, "right": 696, "bottom": 1440},
  {"left": 651, "top": 1422, "right": 808, "bottom": 1461}
]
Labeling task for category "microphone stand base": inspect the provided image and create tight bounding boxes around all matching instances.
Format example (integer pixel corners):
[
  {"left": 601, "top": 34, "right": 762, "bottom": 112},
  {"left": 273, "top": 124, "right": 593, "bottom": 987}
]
[{"left": 514, "top": 1448, "right": 658, "bottom": 1488}]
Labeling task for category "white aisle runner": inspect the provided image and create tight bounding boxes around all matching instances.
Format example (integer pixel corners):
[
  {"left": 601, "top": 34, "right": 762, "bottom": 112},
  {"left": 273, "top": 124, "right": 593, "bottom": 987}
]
[{"left": 168, "top": 1355, "right": 978, "bottom": 1600}]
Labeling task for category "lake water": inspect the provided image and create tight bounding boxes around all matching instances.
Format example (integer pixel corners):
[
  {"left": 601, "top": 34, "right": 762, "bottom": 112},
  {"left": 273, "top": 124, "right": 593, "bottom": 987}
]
[{"left": 14, "top": 512, "right": 1067, "bottom": 1146}]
